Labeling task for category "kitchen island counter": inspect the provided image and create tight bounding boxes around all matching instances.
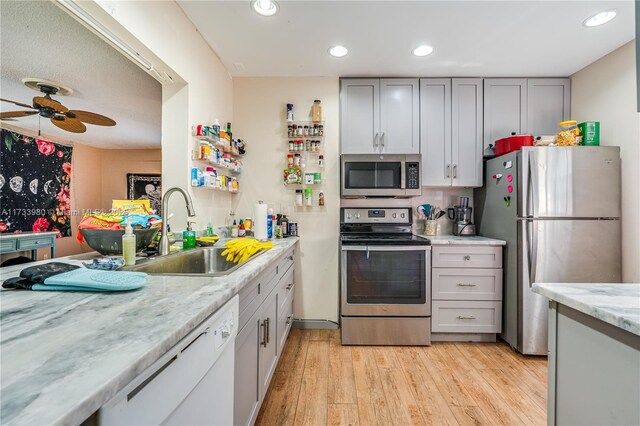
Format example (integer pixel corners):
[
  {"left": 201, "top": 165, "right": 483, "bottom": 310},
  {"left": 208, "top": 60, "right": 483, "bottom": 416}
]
[
  {"left": 0, "top": 238, "right": 298, "bottom": 426},
  {"left": 417, "top": 234, "right": 506, "bottom": 245},
  {"left": 532, "top": 282, "right": 640, "bottom": 426}
]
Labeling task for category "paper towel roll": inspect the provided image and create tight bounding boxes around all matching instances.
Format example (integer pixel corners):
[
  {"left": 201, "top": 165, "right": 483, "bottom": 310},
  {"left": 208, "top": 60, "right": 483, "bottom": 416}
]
[{"left": 253, "top": 202, "right": 268, "bottom": 241}]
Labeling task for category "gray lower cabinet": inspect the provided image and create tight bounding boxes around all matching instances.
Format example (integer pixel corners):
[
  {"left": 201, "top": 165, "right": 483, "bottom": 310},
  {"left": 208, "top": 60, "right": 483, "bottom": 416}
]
[
  {"left": 547, "top": 301, "right": 640, "bottom": 426},
  {"left": 431, "top": 245, "right": 503, "bottom": 342},
  {"left": 234, "top": 248, "right": 295, "bottom": 426}
]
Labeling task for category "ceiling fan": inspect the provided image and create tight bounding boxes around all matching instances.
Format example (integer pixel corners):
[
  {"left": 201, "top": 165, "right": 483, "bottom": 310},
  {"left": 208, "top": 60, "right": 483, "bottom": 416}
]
[{"left": 0, "top": 81, "right": 116, "bottom": 133}]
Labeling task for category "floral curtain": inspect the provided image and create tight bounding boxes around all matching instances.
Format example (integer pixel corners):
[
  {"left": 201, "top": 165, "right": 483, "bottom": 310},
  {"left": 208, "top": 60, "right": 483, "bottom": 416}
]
[{"left": 0, "top": 129, "right": 73, "bottom": 237}]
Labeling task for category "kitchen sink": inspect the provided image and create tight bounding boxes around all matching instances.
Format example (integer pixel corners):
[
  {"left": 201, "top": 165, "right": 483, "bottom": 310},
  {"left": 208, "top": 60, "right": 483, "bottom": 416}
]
[{"left": 120, "top": 247, "right": 263, "bottom": 276}]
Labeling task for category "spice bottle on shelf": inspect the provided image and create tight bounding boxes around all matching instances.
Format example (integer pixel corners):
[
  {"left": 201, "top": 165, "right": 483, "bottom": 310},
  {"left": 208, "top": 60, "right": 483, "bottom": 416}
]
[
  {"left": 212, "top": 119, "right": 221, "bottom": 142},
  {"left": 303, "top": 125, "right": 309, "bottom": 136},
  {"left": 287, "top": 103, "right": 294, "bottom": 122},
  {"left": 292, "top": 124, "right": 298, "bottom": 137},
  {"left": 295, "top": 189, "right": 303, "bottom": 206},
  {"left": 304, "top": 188, "right": 313, "bottom": 206},
  {"left": 287, "top": 153, "right": 294, "bottom": 167},
  {"left": 318, "top": 154, "right": 325, "bottom": 168},
  {"left": 318, "top": 124, "right": 324, "bottom": 136},
  {"left": 288, "top": 140, "right": 294, "bottom": 151},
  {"left": 294, "top": 153, "right": 301, "bottom": 167},
  {"left": 319, "top": 191, "right": 325, "bottom": 206},
  {"left": 312, "top": 100, "right": 322, "bottom": 122}
]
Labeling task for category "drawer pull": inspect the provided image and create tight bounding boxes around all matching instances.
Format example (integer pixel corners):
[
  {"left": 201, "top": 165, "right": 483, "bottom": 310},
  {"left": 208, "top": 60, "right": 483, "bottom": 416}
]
[
  {"left": 457, "top": 315, "right": 476, "bottom": 320},
  {"left": 463, "top": 255, "right": 471, "bottom": 261},
  {"left": 457, "top": 283, "right": 477, "bottom": 287}
]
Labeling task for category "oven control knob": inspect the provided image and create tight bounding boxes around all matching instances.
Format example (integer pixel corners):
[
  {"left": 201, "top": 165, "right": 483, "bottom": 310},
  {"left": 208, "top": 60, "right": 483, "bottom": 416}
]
[
  {"left": 392, "top": 213, "right": 398, "bottom": 219},
  {"left": 355, "top": 213, "right": 361, "bottom": 219},
  {"left": 400, "top": 213, "right": 406, "bottom": 219},
  {"left": 346, "top": 213, "right": 352, "bottom": 219}
]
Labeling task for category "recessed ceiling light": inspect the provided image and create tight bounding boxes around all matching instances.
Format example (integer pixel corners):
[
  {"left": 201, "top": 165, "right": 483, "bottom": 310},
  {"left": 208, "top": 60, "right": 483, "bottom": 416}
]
[
  {"left": 583, "top": 9, "right": 617, "bottom": 27},
  {"left": 328, "top": 45, "right": 349, "bottom": 57},
  {"left": 251, "top": 0, "right": 278, "bottom": 17},
  {"left": 412, "top": 45, "right": 434, "bottom": 57}
]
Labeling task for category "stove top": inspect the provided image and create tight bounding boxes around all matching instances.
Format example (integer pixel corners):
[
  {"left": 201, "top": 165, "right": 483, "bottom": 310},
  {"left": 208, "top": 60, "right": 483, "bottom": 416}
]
[{"left": 339, "top": 207, "right": 430, "bottom": 246}]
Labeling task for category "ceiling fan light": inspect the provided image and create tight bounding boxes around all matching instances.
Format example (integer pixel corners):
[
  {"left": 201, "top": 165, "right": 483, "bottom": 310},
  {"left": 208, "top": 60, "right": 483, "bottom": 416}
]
[
  {"left": 328, "top": 45, "right": 349, "bottom": 57},
  {"left": 583, "top": 9, "right": 617, "bottom": 27},
  {"left": 251, "top": 0, "right": 278, "bottom": 17}
]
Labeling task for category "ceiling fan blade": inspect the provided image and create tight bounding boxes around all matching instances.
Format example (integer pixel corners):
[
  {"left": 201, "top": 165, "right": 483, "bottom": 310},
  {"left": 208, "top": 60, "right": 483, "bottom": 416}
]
[
  {"left": 0, "top": 98, "right": 34, "bottom": 109},
  {"left": 50, "top": 116, "right": 86, "bottom": 133},
  {"left": 34, "top": 96, "right": 68, "bottom": 113},
  {"left": 67, "top": 110, "right": 116, "bottom": 126},
  {"left": 0, "top": 110, "right": 38, "bottom": 119}
]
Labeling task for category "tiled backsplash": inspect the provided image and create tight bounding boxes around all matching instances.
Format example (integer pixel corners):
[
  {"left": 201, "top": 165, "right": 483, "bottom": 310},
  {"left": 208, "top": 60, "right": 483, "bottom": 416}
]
[{"left": 340, "top": 187, "right": 474, "bottom": 235}]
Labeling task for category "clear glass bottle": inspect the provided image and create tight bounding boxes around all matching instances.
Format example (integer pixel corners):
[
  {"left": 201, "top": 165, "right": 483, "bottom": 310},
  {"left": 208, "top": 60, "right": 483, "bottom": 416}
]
[
  {"left": 295, "top": 189, "right": 303, "bottom": 206},
  {"left": 312, "top": 100, "right": 322, "bottom": 122}
]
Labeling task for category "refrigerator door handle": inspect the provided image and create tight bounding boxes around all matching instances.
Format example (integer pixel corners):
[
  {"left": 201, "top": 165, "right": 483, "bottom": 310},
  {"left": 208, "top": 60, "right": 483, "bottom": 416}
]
[{"left": 526, "top": 220, "right": 538, "bottom": 287}]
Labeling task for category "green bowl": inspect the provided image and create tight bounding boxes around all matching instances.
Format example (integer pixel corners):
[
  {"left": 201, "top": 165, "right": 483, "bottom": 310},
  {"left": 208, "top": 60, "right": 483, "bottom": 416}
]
[{"left": 81, "top": 228, "right": 159, "bottom": 255}]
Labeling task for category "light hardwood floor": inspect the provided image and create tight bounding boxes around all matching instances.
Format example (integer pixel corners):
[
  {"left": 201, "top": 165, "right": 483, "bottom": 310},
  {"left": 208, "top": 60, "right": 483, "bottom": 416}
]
[{"left": 255, "top": 329, "right": 547, "bottom": 426}]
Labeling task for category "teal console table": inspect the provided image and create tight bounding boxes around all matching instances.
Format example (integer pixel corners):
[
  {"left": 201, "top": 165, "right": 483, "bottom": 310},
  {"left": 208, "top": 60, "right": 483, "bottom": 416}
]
[{"left": 0, "top": 232, "right": 57, "bottom": 260}]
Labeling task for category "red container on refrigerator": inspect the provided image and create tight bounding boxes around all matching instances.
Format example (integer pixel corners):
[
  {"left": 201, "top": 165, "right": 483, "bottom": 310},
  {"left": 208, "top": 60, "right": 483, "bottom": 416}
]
[{"left": 494, "top": 135, "right": 534, "bottom": 157}]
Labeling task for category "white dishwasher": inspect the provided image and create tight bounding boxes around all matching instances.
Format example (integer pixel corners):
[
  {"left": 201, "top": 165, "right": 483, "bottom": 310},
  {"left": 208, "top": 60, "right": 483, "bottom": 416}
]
[{"left": 100, "top": 295, "right": 238, "bottom": 425}]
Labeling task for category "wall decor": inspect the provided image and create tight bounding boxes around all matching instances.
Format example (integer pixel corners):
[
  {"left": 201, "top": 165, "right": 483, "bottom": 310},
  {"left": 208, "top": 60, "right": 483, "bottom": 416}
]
[
  {"left": 0, "top": 128, "right": 73, "bottom": 236},
  {"left": 127, "top": 173, "right": 162, "bottom": 214}
]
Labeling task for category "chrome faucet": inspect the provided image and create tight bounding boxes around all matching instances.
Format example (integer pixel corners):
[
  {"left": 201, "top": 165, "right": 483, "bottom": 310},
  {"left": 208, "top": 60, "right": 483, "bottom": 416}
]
[{"left": 159, "top": 187, "right": 196, "bottom": 256}]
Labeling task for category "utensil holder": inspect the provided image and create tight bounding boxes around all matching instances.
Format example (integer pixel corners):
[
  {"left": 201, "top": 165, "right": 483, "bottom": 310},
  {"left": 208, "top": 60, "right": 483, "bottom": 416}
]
[{"left": 424, "top": 220, "right": 438, "bottom": 236}]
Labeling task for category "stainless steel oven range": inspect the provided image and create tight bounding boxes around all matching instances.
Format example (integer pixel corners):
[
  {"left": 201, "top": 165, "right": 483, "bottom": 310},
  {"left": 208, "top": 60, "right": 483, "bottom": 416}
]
[{"left": 340, "top": 207, "right": 431, "bottom": 346}]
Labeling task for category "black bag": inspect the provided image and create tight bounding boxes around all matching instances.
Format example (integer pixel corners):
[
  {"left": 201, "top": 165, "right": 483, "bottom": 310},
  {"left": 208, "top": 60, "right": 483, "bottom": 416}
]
[{"left": 3, "top": 262, "right": 80, "bottom": 290}]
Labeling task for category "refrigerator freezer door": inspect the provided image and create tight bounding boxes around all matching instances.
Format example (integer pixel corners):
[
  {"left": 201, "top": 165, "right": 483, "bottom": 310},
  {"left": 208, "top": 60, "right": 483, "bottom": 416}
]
[
  {"left": 519, "top": 147, "right": 621, "bottom": 219},
  {"left": 518, "top": 218, "right": 621, "bottom": 355}
]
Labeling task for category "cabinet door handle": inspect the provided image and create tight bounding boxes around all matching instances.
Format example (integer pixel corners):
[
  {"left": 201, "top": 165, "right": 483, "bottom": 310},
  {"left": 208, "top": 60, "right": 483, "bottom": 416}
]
[
  {"left": 380, "top": 132, "right": 385, "bottom": 150},
  {"left": 373, "top": 132, "right": 379, "bottom": 148},
  {"left": 265, "top": 318, "right": 270, "bottom": 345},
  {"left": 463, "top": 255, "right": 471, "bottom": 261},
  {"left": 446, "top": 164, "right": 451, "bottom": 178},
  {"left": 260, "top": 320, "right": 267, "bottom": 347},
  {"left": 457, "top": 283, "right": 477, "bottom": 287},
  {"left": 453, "top": 164, "right": 457, "bottom": 178},
  {"left": 457, "top": 315, "right": 476, "bottom": 320}
]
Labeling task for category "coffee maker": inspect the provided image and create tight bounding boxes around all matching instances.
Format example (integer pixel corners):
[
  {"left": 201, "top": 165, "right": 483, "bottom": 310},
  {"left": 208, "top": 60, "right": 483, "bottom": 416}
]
[{"left": 447, "top": 197, "right": 476, "bottom": 236}]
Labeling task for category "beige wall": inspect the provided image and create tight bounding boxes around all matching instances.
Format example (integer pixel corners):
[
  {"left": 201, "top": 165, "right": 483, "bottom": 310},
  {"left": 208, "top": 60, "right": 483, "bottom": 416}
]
[
  {"left": 233, "top": 77, "right": 340, "bottom": 322},
  {"left": 571, "top": 40, "right": 640, "bottom": 282},
  {"left": 95, "top": 1, "right": 235, "bottom": 232},
  {"left": 100, "top": 149, "right": 162, "bottom": 209}
]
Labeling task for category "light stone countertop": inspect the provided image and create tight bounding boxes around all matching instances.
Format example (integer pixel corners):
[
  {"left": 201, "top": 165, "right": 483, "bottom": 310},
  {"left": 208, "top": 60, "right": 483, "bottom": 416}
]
[
  {"left": 532, "top": 283, "right": 640, "bottom": 336},
  {"left": 415, "top": 234, "right": 506, "bottom": 245},
  {"left": 0, "top": 238, "right": 298, "bottom": 426}
]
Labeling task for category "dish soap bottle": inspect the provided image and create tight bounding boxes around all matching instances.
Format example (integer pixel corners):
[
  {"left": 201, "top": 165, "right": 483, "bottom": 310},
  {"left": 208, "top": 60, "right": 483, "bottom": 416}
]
[
  {"left": 122, "top": 218, "right": 136, "bottom": 266},
  {"left": 231, "top": 219, "right": 239, "bottom": 238},
  {"left": 183, "top": 222, "right": 196, "bottom": 249}
]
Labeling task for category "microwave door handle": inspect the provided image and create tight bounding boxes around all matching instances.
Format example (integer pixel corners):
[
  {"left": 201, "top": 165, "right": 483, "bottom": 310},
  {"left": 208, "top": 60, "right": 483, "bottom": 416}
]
[{"left": 400, "top": 160, "right": 406, "bottom": 189}]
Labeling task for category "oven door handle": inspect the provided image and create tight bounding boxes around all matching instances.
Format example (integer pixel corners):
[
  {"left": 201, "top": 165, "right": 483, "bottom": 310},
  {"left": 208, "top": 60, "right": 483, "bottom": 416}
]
[{"left": 341, "top": 245, "right": 430, "bottom": 252}]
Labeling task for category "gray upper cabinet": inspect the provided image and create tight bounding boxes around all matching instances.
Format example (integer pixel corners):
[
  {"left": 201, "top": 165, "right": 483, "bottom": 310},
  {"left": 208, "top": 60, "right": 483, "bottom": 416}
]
[
  {"left": 526, "top": 78, "right": 571, "bottom": 136},
  {"left": 451, "top": 78, "right": 483, "bottom": 187},
  {"left": 340, "top": 78, "right": 419, "bottom": 154},
  {"left": 483, "top": 79, "right": 527, "bottom": 153},
  {"left": 340, "top": 79, "right": 380, "bottom": 154},
  {"left": 380, "top": 79, "right": 420, "bottom": 154},
  {"left": 420, "top": 78, "right": 483, "bottom": 187},
  {"left": 420, "top": 78, "right": 451, "bottom": 186}
]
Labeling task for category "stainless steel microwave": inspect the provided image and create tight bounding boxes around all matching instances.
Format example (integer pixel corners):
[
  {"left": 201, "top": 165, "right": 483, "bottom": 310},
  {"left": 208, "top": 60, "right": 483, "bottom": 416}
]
[{"left": 341, "top": 154, "right": 422, "bottom": 198}]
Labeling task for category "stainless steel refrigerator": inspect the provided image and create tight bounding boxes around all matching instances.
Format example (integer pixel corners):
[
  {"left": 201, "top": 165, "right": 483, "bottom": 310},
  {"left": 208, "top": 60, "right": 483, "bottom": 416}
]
[{"left": 475, "top": 147, "right": 621, "bottom": 355}]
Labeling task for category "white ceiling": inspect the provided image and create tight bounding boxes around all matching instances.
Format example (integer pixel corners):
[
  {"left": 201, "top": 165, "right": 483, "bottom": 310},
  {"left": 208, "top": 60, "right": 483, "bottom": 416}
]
[
  {"left": 0, "top": 1, "right": 161, "bottom": 149},
  {"left": 178, "top": 0, "right": 636, "bottom": 78}
]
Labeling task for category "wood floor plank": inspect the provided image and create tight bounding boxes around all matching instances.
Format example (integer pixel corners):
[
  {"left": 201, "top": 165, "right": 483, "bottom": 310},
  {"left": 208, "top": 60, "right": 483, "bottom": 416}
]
[
  {"left": 476, "top": 368, "right": 547, "bottom": 426},
  {"left": 372, "top": 347, "right": 400, "bottom": 369},
  {"left": 378, "top": 367, "right": 425, "bottom": 426},
  {"left": 450, "top": 367, "right": 525, "bottom": 425},
  {"left": 432, "top": 343, "right": 475, "bottom": 371},
  {"left": 451, "top": 406, "right": 492, "bottom": 426},
  {"left": 293, "top": 340, "right": 331, "bottom": 425},
  {"left": 351, "top": 347, "right": 393, "bottom": 426},
  {"left": 328, "top": 333, "right": 358, "bottom": 404},
  {"left": 417, "top": 349, "right": 478, "bottom": 408},
  {"left": 256, "top": 329, "right": 309, "bottom": 426},
  {"left": 395, "top": 347, "right": 460, "bottom": 426},
  {"left": 454, "top": 342, "right": 502, "bottom": 370},
  {"left": 305, "top": 329, "right": 333, "bottom": 341},
  {"left": 328, "top": 404, "right": 360, "bottom": 426}
]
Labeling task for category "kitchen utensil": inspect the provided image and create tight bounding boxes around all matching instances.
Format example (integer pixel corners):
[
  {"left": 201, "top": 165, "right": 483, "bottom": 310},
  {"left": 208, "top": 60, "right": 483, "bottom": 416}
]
[
  {"left": 81, "top": 228, "right": 159, "bottom": 255},
  {"left": 495, "top": 134, "right": 534, "bottom": 156},
  {"left": 434, "top": 210, "right": 446, "bottom": 220}
]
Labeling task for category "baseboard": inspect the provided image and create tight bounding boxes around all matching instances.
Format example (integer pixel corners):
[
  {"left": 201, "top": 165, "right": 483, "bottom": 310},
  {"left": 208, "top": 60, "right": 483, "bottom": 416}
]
[
  {"left": 431, "top": 333, "right": 497, "bottom": 342},
  {"left": 292, "top": 319, "right": 340, "bottom": 330}
]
